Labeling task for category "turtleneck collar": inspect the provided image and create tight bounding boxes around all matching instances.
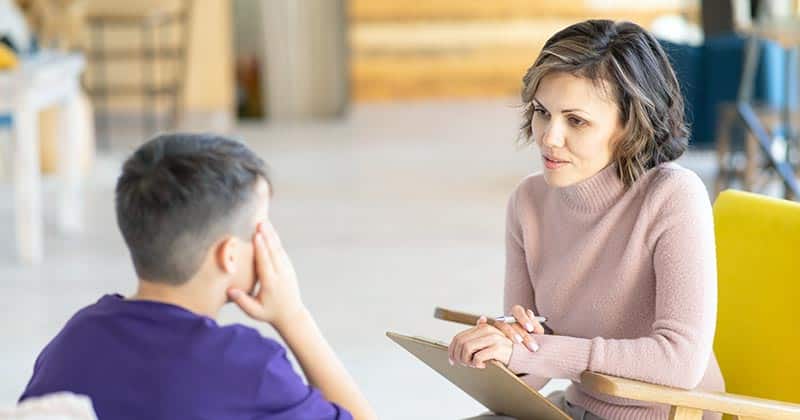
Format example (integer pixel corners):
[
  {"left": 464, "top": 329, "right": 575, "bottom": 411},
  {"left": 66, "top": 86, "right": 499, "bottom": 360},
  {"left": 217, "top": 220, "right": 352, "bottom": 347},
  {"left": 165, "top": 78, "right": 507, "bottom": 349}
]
[{"left": 553, "top": 163, "right": 625, "bottom": 213}]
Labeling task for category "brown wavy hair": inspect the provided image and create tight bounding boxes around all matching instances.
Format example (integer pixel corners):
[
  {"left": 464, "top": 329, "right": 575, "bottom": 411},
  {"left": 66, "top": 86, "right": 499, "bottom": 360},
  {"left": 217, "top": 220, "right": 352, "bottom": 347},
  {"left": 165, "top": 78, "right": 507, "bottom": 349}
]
[{"left": 520, "top": 20, "right": 688, "bottom": 187}]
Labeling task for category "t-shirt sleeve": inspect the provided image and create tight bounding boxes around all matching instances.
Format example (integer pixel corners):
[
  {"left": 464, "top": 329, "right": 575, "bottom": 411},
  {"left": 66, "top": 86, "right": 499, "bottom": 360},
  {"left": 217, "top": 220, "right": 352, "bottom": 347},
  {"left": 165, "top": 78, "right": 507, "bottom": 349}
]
[{"left": 254, "top": 339, "right": 353, "bottom": 420}]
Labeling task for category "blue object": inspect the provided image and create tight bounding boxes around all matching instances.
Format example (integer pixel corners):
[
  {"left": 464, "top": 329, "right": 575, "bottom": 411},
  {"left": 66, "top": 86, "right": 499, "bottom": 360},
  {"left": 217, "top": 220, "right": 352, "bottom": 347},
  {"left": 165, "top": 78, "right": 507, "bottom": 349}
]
[
  {"left": 0, "top": 114, "right": 11, "bottom": 128},
  {"left": 659, "top": 34, "right": 794, "bottom": 148}
]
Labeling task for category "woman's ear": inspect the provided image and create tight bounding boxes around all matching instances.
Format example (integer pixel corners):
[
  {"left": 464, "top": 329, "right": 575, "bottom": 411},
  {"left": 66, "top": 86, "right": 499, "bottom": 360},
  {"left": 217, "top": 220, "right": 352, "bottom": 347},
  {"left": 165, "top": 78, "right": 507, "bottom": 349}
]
[{"left": 215, "top": 237, "right": 238, "bottom": 275}]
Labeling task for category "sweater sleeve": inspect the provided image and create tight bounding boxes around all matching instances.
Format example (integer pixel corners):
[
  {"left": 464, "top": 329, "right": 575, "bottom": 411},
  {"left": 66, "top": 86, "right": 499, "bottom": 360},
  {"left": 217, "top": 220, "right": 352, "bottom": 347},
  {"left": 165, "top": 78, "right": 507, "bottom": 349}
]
[
  {"left": 502, "top": 187, "right": 550, "bottom": 390},
  {"left": 507, "top": 170, "right": 718, "bottom": 390}
]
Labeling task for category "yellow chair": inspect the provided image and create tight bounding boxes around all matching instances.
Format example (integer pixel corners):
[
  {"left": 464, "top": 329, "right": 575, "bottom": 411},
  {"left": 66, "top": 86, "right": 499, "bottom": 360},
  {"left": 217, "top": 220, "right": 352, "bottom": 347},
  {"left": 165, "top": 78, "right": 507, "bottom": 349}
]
[{"left": 581, "top": 189, "right": 800, "bottom": 419}]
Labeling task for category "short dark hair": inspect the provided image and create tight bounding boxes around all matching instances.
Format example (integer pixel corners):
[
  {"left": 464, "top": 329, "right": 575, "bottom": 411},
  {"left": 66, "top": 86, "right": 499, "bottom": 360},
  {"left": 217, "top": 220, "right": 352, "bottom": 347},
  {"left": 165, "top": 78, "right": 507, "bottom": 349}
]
[
  {"left": 520, "top": 20, "right": 688, "bottom": 187},
  {"left": 115, "top": 133, "right": 269, "bottom": 285}
]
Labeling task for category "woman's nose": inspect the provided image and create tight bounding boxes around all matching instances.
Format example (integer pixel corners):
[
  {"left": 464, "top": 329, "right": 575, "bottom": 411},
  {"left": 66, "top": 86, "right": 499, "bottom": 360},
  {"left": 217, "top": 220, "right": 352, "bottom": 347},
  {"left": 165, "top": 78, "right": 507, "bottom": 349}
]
[{"left": 540, "top": 122, "right": 565, "bottom": 148}]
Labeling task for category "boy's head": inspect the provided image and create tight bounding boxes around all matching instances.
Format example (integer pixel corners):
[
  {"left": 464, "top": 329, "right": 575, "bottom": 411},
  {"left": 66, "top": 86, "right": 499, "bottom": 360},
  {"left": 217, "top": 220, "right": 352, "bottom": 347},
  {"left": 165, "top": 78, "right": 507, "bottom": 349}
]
[{"left": 115, "top": 133, "right": 270, "bottom": 293}]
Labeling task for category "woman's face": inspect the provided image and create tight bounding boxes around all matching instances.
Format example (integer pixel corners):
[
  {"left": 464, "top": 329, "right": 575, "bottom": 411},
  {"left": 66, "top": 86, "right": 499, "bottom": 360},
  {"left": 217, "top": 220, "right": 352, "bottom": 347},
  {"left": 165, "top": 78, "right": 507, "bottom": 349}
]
[{"left": 530, "top": 72, "right": 624, "bottom": 187}]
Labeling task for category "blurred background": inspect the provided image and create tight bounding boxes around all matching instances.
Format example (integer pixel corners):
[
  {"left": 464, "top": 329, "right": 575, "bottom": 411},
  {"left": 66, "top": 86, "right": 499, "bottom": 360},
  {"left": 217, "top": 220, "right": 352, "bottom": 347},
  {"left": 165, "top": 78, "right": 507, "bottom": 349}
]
[{"left": 0, "top": 0, "right": 798, "bottom": 418}]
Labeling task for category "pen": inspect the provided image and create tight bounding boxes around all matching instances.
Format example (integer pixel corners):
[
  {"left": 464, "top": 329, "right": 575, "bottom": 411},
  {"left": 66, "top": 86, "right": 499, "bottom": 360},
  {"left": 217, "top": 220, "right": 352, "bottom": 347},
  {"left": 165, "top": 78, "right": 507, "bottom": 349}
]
[
  {"left": 494, "top": 315, "right": 547, "bottom": 324},
  {"left": 433, "top": 307, "right": 553, "bottom": 334}
]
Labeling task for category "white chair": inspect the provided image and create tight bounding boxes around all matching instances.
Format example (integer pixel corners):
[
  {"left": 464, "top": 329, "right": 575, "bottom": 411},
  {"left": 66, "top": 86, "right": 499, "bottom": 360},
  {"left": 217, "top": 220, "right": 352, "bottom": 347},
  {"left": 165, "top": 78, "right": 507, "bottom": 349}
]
[{"left": 0, "top": 392, "right": 97, "bottom": 420}]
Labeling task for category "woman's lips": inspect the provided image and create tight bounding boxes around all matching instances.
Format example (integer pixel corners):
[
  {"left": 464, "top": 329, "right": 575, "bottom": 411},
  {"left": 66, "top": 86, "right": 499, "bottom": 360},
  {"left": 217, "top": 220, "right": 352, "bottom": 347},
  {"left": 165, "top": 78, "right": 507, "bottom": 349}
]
[{"left": 543, "top": 155, "right": 569, "bottom": 170}]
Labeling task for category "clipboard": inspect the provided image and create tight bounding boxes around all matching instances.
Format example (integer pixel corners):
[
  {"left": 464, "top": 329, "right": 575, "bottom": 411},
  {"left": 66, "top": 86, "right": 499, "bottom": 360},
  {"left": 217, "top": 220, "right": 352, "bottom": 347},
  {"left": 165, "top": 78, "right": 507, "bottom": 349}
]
[{"left": 387, "top": 331, "right": 570, "bottom": 420}]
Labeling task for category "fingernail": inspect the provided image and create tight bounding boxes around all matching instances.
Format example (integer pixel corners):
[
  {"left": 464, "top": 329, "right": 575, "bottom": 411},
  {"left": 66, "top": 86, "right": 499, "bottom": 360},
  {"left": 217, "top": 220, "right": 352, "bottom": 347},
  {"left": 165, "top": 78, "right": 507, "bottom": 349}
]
[
  {"left": 514, "top": 334, "right": 523, "bottom": 343},
  {"left": 448, "top": 358, "right": 454, "bottom": 366},
  {"left": 526, "top": 322, "right": 534, "bottom": 333},
  {"left": 527, "top": 341, "right": 539, "bottom": 352}
]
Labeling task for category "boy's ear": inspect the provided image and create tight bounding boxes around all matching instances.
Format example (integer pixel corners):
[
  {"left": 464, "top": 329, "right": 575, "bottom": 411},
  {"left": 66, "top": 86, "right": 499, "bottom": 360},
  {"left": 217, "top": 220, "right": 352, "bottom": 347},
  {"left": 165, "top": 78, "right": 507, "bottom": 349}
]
[{"left": 215, "top": 236, "right": 238, "bottom": 275}]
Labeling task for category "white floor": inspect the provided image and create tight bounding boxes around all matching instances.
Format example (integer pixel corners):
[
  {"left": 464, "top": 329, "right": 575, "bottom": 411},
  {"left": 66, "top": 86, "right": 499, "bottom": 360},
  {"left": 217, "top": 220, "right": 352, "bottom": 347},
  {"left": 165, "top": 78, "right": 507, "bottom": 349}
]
[{"left": 0, "top": 99, "right": 719, "bottom": 419}]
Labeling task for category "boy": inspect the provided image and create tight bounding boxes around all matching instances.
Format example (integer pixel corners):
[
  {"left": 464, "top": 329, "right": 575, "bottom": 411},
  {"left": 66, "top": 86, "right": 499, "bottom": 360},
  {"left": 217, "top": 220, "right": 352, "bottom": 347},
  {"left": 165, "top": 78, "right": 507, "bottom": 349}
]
[{"left": 20, "top": 133, "right": 375, "bottom": 420}]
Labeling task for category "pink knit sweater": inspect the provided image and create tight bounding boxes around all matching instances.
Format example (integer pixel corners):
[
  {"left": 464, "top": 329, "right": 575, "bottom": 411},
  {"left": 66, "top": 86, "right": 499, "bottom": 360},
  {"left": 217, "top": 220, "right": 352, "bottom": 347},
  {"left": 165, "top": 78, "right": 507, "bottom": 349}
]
[{"left": 504, "top": 162, "right": 725, "bottom": 420}]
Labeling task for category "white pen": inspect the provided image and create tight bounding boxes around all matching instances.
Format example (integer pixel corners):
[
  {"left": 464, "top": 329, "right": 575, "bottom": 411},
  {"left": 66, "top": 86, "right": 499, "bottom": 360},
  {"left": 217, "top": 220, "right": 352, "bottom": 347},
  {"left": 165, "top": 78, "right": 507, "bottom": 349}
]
[{"left": 494, "top": 315, "right": 547, "bottom": 324}]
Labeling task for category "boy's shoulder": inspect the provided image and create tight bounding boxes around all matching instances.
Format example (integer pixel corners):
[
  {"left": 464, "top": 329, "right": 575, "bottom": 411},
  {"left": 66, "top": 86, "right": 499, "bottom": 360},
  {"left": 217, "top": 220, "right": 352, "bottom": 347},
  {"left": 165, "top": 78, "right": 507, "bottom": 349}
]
[
  {"left": 216, "top": 322, "right": 285, "bottom": 354},
  {"left": 64, "top": 294, "right": 285, "bottom": 361}
]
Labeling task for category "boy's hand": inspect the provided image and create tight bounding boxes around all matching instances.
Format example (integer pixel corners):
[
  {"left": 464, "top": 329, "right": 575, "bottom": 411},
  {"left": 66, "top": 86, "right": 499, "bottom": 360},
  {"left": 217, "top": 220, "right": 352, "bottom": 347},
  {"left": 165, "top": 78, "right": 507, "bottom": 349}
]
[{"left": 227, "top": 222, "right": 306, "bottom": 328}]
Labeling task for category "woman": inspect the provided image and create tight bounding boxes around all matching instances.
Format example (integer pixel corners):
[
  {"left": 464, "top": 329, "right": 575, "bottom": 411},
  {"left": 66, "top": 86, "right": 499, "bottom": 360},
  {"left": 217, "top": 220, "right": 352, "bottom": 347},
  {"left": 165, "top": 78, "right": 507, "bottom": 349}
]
[{"left": 448, "top": 20, "right": 725, "bottom": 420}]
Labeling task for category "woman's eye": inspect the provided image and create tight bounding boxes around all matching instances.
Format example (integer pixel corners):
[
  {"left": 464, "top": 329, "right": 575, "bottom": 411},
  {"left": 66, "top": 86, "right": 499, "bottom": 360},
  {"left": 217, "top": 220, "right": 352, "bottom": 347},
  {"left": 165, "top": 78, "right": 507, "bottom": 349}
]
[
  {"left": 568, "top": 116, "right": 585, "bottom": 126},
  {"left": 533, "top": 107, "right": 549, "bottom": 118}
]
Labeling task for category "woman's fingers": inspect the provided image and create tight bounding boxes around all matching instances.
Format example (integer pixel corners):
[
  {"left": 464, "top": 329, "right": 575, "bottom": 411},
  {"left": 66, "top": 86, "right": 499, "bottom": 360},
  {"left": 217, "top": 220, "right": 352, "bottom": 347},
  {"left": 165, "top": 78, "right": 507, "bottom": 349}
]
[
  {"left": 495, "top": 320, "right": 524, "bottom": 344},
  {"left": 449, "top": 327, "right": 475, "bottom": 366},
  {"left": 497, "top": 320, "right": 538, "bottom": 352},
  {"left": 509, "top": 322, "right": 538, "bottom": 352},
  {"left": 457, "top": 330, "right": 505, "bottom": 367},
  {"left": 449, "top": 322, "right": 499, "bottom": 366},
  {"left": 527, "top": 308, "right": 546, "bottom": 335},
  {"left": 521, "top": 331, "right": 539, "bottom": 352},
  {"left": 471, "top": 347, "right": 493, "bottom": 369},
  {"left": 511, "top": 305, "right": 545, "bottom": 335},
  {"left": 510, "top": 305, "right": 535, "bottom": 333},
  {"left": 449, "top": 309, "right": 545, "bottom": 368},
  {"left": 471, "top": 336, "right": 513, "bottom": 368},
  {"left": 449, "top": 315, "right": 487, "bottom": 365},
  {"left": 450, "top": 327, "right": 482, "bottom": 366},
  {"left": 448, "top": 331, "right": 463, "bottom": 366}
]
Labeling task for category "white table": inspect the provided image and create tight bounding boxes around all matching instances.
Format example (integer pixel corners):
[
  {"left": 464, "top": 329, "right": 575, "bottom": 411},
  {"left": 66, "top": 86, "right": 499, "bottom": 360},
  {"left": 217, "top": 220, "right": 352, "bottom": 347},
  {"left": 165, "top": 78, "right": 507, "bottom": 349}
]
[{"left": 0, "top": 52, "right": 86, "bottom": 264}]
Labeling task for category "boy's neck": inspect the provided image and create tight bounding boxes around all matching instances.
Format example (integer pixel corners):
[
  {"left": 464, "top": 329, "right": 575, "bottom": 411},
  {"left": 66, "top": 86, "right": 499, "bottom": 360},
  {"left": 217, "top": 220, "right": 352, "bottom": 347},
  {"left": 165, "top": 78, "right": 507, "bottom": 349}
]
[{"left": 131, "top": 278, "right": 225, "bottom": 319}]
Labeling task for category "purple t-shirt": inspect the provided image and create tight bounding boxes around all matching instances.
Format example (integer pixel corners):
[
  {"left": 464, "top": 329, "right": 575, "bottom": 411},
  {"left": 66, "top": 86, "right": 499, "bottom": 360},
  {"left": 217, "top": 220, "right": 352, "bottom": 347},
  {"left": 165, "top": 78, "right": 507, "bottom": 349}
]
[{"left": 20, "top": 294, "right": 352, "bottom": 420}]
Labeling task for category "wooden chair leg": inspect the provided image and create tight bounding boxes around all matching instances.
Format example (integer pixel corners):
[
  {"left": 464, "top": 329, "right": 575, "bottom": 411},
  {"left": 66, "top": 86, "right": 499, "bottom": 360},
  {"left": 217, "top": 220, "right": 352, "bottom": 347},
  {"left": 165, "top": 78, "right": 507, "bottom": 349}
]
[
  {"left": 715, "top": 105, "right": 735, "bottom": 197},
  {"left": 744, "top": 132, "right": 759, "bottom": 191},
  {"left": 669, "top": 406, "right": 704, "bottom": 420}
]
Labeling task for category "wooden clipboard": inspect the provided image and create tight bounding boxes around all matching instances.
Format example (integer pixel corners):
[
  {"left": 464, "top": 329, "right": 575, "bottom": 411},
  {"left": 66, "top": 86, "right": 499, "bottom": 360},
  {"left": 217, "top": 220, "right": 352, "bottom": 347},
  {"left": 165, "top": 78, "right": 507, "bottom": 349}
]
[{"left": 387, "top": 331, "right": 570, "bottom": 420}]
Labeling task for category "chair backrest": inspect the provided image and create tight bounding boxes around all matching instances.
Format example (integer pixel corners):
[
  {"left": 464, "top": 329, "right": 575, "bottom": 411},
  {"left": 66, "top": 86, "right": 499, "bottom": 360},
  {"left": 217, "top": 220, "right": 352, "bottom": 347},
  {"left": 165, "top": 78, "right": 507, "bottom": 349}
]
[{"left": 713, "top": 190, "right": 800, "bottom": 403}]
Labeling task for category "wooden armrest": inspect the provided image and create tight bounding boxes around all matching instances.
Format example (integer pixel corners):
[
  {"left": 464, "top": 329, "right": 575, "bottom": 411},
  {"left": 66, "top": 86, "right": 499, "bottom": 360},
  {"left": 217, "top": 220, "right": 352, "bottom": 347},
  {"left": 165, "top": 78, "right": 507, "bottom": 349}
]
[{"left": 580, "top": 371, "right": 800, "bottom": 420}]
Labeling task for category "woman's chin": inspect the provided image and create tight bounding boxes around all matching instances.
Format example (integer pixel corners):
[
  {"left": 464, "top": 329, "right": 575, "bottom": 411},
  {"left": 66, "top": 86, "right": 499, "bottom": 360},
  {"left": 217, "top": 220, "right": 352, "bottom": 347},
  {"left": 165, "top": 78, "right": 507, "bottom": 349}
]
[{"left": 542, "top": 169, "right": 577, "bottom": 187}]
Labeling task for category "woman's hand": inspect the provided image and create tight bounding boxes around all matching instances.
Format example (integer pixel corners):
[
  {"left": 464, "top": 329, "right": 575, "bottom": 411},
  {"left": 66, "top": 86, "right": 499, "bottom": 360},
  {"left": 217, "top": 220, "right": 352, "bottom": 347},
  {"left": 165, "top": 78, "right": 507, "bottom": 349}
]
[
  {"left": 493, "top": 305, "right": 545, "bottom": 352},
  {"left": 448, "top": 316, "right": 513, "bottom": 369}
]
